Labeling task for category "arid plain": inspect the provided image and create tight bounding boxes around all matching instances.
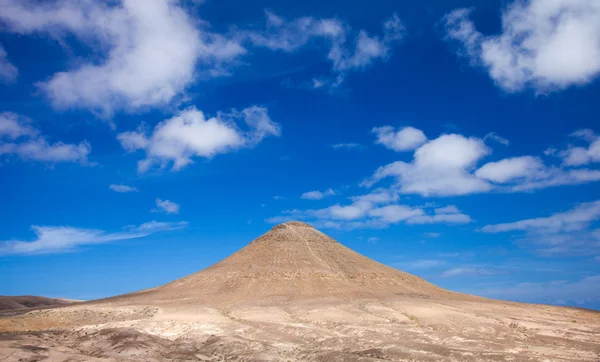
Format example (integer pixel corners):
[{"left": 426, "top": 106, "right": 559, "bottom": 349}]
[{"left": 2, "top": 222, "right": 599, "bottom": 361}]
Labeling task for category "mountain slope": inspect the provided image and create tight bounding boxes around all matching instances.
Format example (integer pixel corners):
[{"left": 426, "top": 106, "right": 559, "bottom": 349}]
[{"left": 115, "top": 221, "right": 465, "bottom": 306}]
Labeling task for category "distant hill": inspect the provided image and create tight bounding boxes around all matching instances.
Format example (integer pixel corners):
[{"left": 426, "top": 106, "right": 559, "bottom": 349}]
[{"left": 0, "top": 295, "right": 74, "bottom": 311}]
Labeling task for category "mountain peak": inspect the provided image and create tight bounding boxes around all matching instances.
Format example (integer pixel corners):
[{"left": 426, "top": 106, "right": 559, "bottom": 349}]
[
  {"left": 270, "top": 221, "right": 313, "bottom": 230},
  {"left": 114, "top": 223, "right": 452, "bottom": 306}
]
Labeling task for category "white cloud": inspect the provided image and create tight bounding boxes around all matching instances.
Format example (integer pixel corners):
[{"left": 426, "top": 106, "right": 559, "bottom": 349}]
[
  {"left": 109, "top": 184, "right": 138, "bottom": 193},
  {"left": 118, "top": 106, "right": 280, "bottom": 172},
  {"left": 364, "top": 133, "right": 492, "bottom": 196},
  {"left": 372, "top": 126, "right": 427, "bottom": 151},
  {"left": 0, "top": 44, "right": 18, "bottom": 83},
  {"left": 364, "top": 129, "right": 600, "bottom": 196},
  {"left": 0, "top": 0, "right": 245, "bottom": 115},
  {"left": 0, "top": 112, "right": 90, "bottom": 164},
  {"left": 268, "top": 189, "right": 472, "bottom": 229},
  {"left": 301, "top": 188, "right": 336, "bottom": 200},
  {"left": 440, "top": 267, "right": 500, "bottom": 278},
  {"left": 153, "top": 198, "right": 180, "bottom": 214},
  {"left": 331, "top": 143, "right": 362, "bottom": 150},
  {"left": 0, "top": 221, "right": 187, "bottom": 255},
  {"left": 483, "top": 132, "right": 509, "bottom": 146},
  {"left": 482, "top": 201, "right": 600, "bottom": 256},
  {"left": 470, "top": 275, "right": 600, "bottom": 306},
  {"left": 243, "top": 11, "right": 404, "bottom": 86},
  {"left": 482, "top": 200, "right": 600, "bottom": 234},
  {"left": 425, "top": 232, "right": 441, "bottom": 238},
  {"left": 475, "top": 156, "right": 547, "bottom": 183},
  {"left": 444, "top": 1, "right": 600, "bottom": 93},
  {"left": 557, "top": 129, "right": 600, "bottom": 166},
  {"left": 132, "top": 220, "right": 188, "bottom": 232},
  {"left": 399, "top": 259, "right": 446, "bottom": 269}
]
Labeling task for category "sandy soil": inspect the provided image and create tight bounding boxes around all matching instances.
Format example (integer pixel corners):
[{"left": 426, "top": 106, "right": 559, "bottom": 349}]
[
  {"left": 1, "top": 298, "right": 599, "bottom": 361},
  {"left": 2, "top": 222, "right": 599, "bottom": 361}
]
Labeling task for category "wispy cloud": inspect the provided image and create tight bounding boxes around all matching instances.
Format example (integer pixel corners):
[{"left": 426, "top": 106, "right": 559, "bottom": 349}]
[
  {"left": 468, "top": 275, "right": 600, "bottom": 306},
  {"left": 0, "top": 221, "right": 187, "bottom": 255},
  {"left": 268, "top": 189, "right": 472, "bottom": 229},
  {"left": 109, "top": 184, "right": 138, "bottom": 193},
  {"left": 440, "top": 267, "right": 502, "bottom": 278},
  {"left": 331, "top": 143, "right": 363, "bottom": 150},
  {"left": 241, "top": 11, "right": 404, "bottom": 88},
  {"left": 482, "top": 200, "right": 600, "bottom": 256},
  {"left": 0, "top": 112, "right": 90, "bottom": 164},
  {"left": 301, "top": 188, "right": 336, "bottom": 200},
  {"left": 0, "top": 44, "right": 17, "bottom": 83}
]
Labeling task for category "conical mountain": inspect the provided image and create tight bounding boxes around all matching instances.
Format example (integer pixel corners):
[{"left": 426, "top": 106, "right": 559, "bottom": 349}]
[{"left": 116, "top": 222, "right": 462, "bottom": 306}]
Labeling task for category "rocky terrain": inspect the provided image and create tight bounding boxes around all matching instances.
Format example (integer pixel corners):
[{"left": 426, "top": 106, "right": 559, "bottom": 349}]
[{"left": 1, "top": 222, "right": 599, "bottom": 361}]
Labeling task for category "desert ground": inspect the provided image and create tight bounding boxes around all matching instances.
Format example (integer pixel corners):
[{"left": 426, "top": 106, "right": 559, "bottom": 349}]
[{"left": 2, "top": 222, "right": 599, "bottom": 361}]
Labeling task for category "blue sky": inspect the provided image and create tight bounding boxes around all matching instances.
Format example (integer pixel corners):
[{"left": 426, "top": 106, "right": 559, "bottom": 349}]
[{"left": 1, "top": 0, "right": 600, "bottom": 310}]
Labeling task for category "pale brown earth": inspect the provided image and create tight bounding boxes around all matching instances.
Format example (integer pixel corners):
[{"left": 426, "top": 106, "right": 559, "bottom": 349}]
[{"left": 2, "top": 222, "right": 599, "bottom": 361}]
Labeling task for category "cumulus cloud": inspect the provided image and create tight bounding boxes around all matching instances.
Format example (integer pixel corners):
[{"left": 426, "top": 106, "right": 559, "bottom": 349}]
[
  {"left": 482, "top": 200, "right": 600, "bottom": 256},
  {"left": 0, "top": 44, "right": 18, "bottom": 83},
  {"left": 0, "top": 0, "right": 245, "bottom": 115},
  {"left": 243, "top": 11, "right": 404, "bottom": 87},
  {"left": 475, "top": 156, "right": 547, "bottom": 183},
  {"left": 301, "top": 188, "right": 336, "bottom": 200},
  {"left": 0, "top": 112, "right": 90, "bottom": 164},
  {"left": 267, "top": 189, "right": 472, "bottom": 229},
  {"left": 109, "top": 184, "right": 138, "bottom": 193},
  {"left": 118, "top": 106, "right": 280, "bottom": 172},
  {"left": 444, "top": 1, "right": 600, "bottom": 93},
  {"left": 364, "top": 133, "right": 492, "bottom": 196},
  {"left": 364, "top": 127, "right": 600, "bottom": 196},
  {"left": 557, "top": 129, "right": 600, "bottom": 166},
  {"left": 0, "top": 221, "right": 187, "bottom": 255},
  {"left": 153, "top": 198, "right": 180, "bottom": 214},
  {"left": 373, "top": 126, "right": 427, "bottom": 151}
]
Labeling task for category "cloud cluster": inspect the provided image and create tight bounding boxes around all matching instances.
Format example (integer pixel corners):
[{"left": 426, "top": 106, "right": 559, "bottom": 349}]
[
  {"left": 0, "top": 44, "right": 17, "bottom": 83},
  {"left": 244, "top": 11, "right": 404, "bottom": 89},
  {"left": 445, "top": 1, "right": 600, "bottom": 92},
  {"left": 482, "top": 200, "right": 600, "bottom": 256},
  {"left": 118, "top": 106, "right": 280, "bottom": 172},
  {"left": 364, "top": 133, "right": 492, "bottom": 196},
  {"left": 268, "top": 188, "right": 472, "bottom": 229},
  {"left": 0, "top": 112, "right": 90, "bottom": 164},
  {"left": 0, "top": 221, "right": 187, "bottom": 255},
  {"left": 364, "top": 126, "right": 600, "bottom": 196},
  {"left": 0, "top": 0, "right": 245, "bottom": 115},
  {"left": 470, "top": 275, "right": 600, "bottom": 306}
]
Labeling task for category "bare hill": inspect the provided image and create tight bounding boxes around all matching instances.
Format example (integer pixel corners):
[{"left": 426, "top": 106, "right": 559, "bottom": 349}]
[
  {"left": 114, "top": 221, "right": 465, "bottom": 306},
  {"left": 0, "top": 296, "right": 72, "bottom": 312}
]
